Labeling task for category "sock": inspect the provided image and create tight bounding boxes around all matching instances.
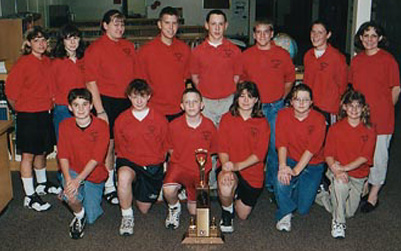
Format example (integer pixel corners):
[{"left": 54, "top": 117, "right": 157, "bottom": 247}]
[
  {"left": 222, "top": 203, "right": 234, "bottom": 214},
  {"left": 121, "top": 207, "right": 134, "bottom": 218},
  {"left": 34, "top": 168, "right": 47, "bottom": 184},
  {"left": 22, "top": 177, "right": 35, "bottom": 196},
  {"left": 169, "top": 201, "right": 181, "bottom": 210},
  {"left": 104, "top": 170, "right": 115, "bottom": 193},
  {"left": 74, "top": 208, "right": 85, "bottom": 220}
]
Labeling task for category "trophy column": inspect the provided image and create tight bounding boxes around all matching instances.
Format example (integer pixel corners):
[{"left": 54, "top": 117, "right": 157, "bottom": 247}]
[{"left": 182, "top": 149, "right": 224, "bottom": 244}]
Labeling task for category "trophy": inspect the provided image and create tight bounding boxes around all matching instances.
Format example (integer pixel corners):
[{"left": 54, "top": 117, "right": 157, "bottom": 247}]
[{"left": 182, "top": 149, "right": 224, "bottom": 244}]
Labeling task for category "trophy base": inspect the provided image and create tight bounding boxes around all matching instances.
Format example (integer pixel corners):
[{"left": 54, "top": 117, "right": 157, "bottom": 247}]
[{"left": 181, "top": 232, "right": 224, "bottom": 245}]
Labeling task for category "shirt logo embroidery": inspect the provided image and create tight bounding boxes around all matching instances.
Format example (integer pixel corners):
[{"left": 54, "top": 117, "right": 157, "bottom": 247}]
[
  {"left": 174, "top": 52, "right": 183, "bottom": 62},
  {"left": 250, "top": 127, "right": 259, "bottom": 138},
  {"left": 223, "top": 48, "right": 234, "bottom": 58},
  {"left": 361, "top": 135, "right": 369, "bottom": 142},
  {"left": 122, "top": 48, "right": 131, "bottom": 56},
  {"left": 271, "top": 59, "right": 282, "bottom": 69},
  {"left": 89, "top": 131, "right": 98, "bottom": 142},
  {"left": 319, "top": 62, "right": 329, "bottom": 71},
  {"left": 201, "top": 131, "right": 212, "bottom": 142},
  {"left": 307, "top": 125, "right": 315, "bottom": 135}
]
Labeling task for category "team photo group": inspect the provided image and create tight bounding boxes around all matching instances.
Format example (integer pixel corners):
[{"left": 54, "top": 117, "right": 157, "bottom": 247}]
[{"left": 4, "top": 5, "right": 400, "bottom": 241}]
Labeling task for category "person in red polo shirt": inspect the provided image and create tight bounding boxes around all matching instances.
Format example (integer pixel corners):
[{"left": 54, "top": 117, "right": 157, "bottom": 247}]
[
  {"left": 6, "top": 26, "right": 60, "bottom": 212},
  {"left": 275, "top": 84, "right": 326, "bottom": 232},
  {"left": 85, "top": 10, "right": 138, "bottom": 205},
  {"left": 137, "top": 6, "right": 190, "bottom": 121},
  {"left": 114, "top": 79, "right": 168, "bottom": 236},
  {"left": 323, "top": 89, "right": 376, "bottom": 239},
  {"left": 304, "top": 20, "right": 348, "bottom": 125},
  {"left": 58, "top": 88, "right": 109, "bottom": 239},
  {"left": 51, "top": 24, "right": 87, "bottom": 140},
  {"left": 190, "top": 9, "right": 242, "bottom": 127},
  {"left": 217, "top": 82, "right": 270, "bottom": 233},
  {"left": 350, "top": 21, "right": 400, "bottom": 213},
  {"left": 241, "top": 19, "right": 295, "bottom": 195},
  {"left": 163, "top": 87, "right": 217, "bottom": 230}
]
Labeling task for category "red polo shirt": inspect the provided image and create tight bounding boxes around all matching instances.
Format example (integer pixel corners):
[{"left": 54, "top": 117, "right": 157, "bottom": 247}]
[
  {"left": 349, "top": 49, "right": 400, "bottom": 134},
  {"left": 114, "top": 108, "right": 168, "bottom": 166},
  {"left": 190, "top": 39, "right": 242, "bottom": 99},
  {"left": 167, "top": 115, "right": 217, "bottom": 176},
  {"left": 85, "top": 35, "right": 137, "bottom": 98},
  {"left": 241, "top": 43, "right": 295, "bottom": 103},
  {"left": 276, "top": 108, "right": 326, "bottom": 164},
  {"left": 218, "top": 113, "right": 270, "bottom": 188},
  {"left": 52, "top": 58, "right": 85, "bottom": 106},
  {"left": 137, "top": 36, "right": 191, "bottom": 115},
  {"left": 303, "top": 45, "right": 348, "bottom": 114},
  {"left": 324, "top": 119, "right": 376, "bottom": 178},
  {"left": 58, "top": 117, "right": 109, "bottom": 183},
  {"left": 5, "top": 54, "right": 53, "bottom": 112}
]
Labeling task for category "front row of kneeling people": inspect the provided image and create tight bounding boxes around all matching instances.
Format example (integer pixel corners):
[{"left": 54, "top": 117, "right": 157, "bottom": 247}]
[{"left": 57, "top": 81, "right": 374, "bottom": 240}]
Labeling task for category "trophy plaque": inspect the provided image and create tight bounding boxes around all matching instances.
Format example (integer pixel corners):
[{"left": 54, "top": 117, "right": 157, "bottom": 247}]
[{"left": 182, "top": 149, "right": 224, "bottom": 244}]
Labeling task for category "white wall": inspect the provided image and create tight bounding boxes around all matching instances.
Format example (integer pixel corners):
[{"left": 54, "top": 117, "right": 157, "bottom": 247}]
[{"left": 145, "top": 0, "right": 249, "bottom": 36}]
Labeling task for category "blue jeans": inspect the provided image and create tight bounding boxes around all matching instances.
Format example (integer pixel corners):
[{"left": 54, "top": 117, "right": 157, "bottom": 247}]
[
  {"left": 61, "top": 169, "right": 105, "bottom": 224},
  {"left": 274, "top": 158, "right": 324, "bottom": 221},
  {"left": 262, "top": 99, "right": 285, "bottom": 192},
  {"left": 53, "top": 104, "right": 73, "bottom": 142}
]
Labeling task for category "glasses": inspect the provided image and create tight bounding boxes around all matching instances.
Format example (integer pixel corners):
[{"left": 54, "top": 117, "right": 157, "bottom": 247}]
[{"left": 293, "top": 98, "right": 311, "bottom": 103}]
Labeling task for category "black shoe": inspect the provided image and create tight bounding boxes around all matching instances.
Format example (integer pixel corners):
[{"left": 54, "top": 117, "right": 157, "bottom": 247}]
[
  {"left": 69, "top": 214, "right": 87, "bottom": 239},
  {"left": 104, "top": 191, "right": 119, "bottom": 205},
  {"left": 23, "top": 194, "right": 51, "bottom": 212},
  {"left": 219, "top": 209, "right": 234, "bottom": 233},
  {"left": 361, "top": 200, "right": 379, "bottom": 213},
  {"left": 36, "top": 181, "right": 62, "bottom": 195}
]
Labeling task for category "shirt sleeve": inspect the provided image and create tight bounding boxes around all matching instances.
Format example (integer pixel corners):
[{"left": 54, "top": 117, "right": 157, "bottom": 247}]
[
  {"left": 92, "top": 120, "right": 110, "bottom": 163},
  {"left": 252, "top": 120, "right": 270, "bottom": 161},
  {"left": 324, "top": 126, "right": 337, "bottom": 159},
  {"left": 57, "top": 121, "right": 71, "bottom": 160},
  {"left": 388, "top": 55, "right": 400, "bottom": 88},
  {"left": 217, "top": 116, "right": 230, "bottom": 154},
  {"left": 275, "top": 111, "right": 287, "bottom": 149},
  {"left": 283, "top": 52, "right": 296, "bottom": 83},
  {"left": 84, "top": 44, "right": 100, "bottom": 83},
  {"left": 189, "top": 49, "right": 201, "bottom": 75},
  {"left": 5, "top": 58, "right": 26, "bottom": 101},
  {"left": 306, "top": 114, "right": 326, "bottom": 155},
  {"left": 360, "top": 128, "right": 376, "bottom": 166},
  {"left": 335, "top": 54, "right": 348, "bottom": 97}
]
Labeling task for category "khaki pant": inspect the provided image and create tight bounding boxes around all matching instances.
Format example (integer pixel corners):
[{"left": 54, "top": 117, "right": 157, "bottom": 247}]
[{"left": 327, "top": 171, "right": 367, "bottom": 224}]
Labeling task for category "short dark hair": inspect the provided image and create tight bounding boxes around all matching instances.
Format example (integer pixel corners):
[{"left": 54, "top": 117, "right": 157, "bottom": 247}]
[
  {"left": 253, "top": 19, "right": 274, "bottom": 32},
  {"left": 159, "top": 6, "right": 178, "bottom": 19},
  {"left": 310, "top": 20, "right": 332, "bottom": 34},
  {"left": 51, "top": 24, "right": 86, "bottom": 59},
  {"left": 230, "top": 81, "right": 263, "bottom": 118},
  {"left": 206, "top": 9, "right": 227, "bottom": 22},
  {"left": 354, "top": 21, "right": 388, "bottom": 50},
  {"left": 125, "top": 79, "right": 152, "bottom": 97},
  {"left": 101, "top": 9, "right": 125, "bottom": 32},
  {"left": 182, "top": 87, "right": 203, "bottom": 102},
  {"left": 68, "top": 88, "right": 93, "bottom": 105},
  {"left": 21, "top": 26, "right": 49, "bottom": 55},
  {"left": 289, "top": 83, "right": 313, "bottom": 101}
]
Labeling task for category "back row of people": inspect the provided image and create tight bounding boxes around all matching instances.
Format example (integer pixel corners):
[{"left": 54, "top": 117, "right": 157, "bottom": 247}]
[{"left": 4, "top": 6, "right": 399, "bottom": 241}]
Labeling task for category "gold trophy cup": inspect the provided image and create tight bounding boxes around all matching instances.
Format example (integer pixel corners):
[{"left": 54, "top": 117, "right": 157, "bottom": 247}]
[{"left": 182, "top": 149, "right": 224, "bottom": 244}]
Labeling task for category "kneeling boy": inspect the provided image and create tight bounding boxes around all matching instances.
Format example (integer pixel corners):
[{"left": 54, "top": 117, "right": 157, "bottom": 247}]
[
  {"left": 163, "top": 87, "right": 217, "bottom": 229},
  {"left": 58, "top": 88, "right": 110, "bottom": 239},
  {"left": 114, "top": 79, "right": 168, "bottom": 236}
]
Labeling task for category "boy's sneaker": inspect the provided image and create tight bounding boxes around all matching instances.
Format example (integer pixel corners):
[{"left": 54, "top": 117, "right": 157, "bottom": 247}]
[
  {"left": 276, "top": 213, "right": 292, "bottom": 232},
  {"left": 104, "top": 191, "right": 119, "bottom": 205},
  {"left": 165, "top": 204, "right": 181, "bottom": 230},
  {"left": 36, "top": 182, "right": 62, "bottom": 196},
  {"left": 23, "top": 194, "right": 51, "bottom": 212},
  {"left": 331, "top": 220, "right": 346, "bottom": 239},
  {"left": 119, "top": 216, "right": 134, "bottom": 236},
  {"left": 219, "top": 209, "right": 234, "bottom": 233},
  {"left": 69, "top": 214, "right": 87, "bottom": 239}
]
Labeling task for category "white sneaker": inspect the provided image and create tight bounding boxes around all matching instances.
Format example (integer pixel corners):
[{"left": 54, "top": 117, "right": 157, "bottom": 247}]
[
  {"left": 36, "top": 182, "right": 62, "bottom": 196},
  {"left": 24, "top": 194, "right": 51, "bottom": 212},
  {"left": 119, "top": 216, "right": 134, "bottom": 236},
  {"left": 331, "top": 220, "right": 346, "bottom": 239},
  {"left": 165, "top": 204, "right": 181, "bottom": 230},
  {"left": 276, "top": 213, "right": 292, "bottom": 232}
]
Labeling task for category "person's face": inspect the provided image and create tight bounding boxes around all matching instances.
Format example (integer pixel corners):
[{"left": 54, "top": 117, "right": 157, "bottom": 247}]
[
  {"left": 28, "top": 35, "right": 48, "bottom": 58},
  {"left": 238, "top": 89, "right": 258, "bottom": 113},
  {"left": 360, "top": 26, "right": 382, "bottom": 52},
  {"left": 181, "top": 92, "right": 204, "bottom": 118},
  {"left": 291, "top": 90, "right": 313, "bottom": 116},
  {"left": 64, "top": 35, "right": 80, "bottom": 55},
  {"left": 253, "top": 24, "right": 274, "bottom": 48},
  {"left": 158, "top": 14, "right": 178, "bottom": 42},
  {"left": 128, "top": 92, "right": 150, "bottom": 111},
  {"left": 68, "top": 98, "right": 92, "bottom": 120},
  {"left": 205, "top": 14, "right": 227, "bottom": 42},
  {"left": 103, "top": 16, "right": 125, "bottom": 41},
  {"left": 310, "top": 23, "right": 331, "bottom": 50},
  {"left": 343, "top": 101, "right": 363, "bottom": 121}
]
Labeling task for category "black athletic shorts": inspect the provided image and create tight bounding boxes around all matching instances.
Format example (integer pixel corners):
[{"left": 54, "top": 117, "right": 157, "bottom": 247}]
[
  {"left": 116, "top": 158, "right": 163, "bottom": 203},
  {"left": 16, "top": 111, "right": 54, "bottom": 155},
  {"left": 100, "top": 95, "right": 131, "bottom": 138}
]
